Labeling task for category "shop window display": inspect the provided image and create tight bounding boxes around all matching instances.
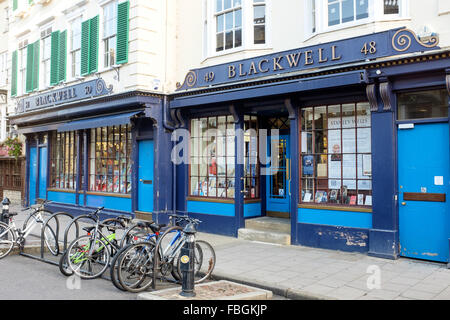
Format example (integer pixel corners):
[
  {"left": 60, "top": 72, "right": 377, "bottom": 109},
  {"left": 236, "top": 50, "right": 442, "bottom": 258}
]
[{"left": 300, "top": 102, "right": 372, "bottom": 206}]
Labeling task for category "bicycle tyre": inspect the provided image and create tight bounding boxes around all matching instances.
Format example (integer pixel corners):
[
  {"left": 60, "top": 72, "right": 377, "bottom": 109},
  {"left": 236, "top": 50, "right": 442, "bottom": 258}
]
[
  {"left": 58, "top": 249, "right": 73, "bottom": 277},
  {"left": 155, "top": 225, "right": 184, "bottom": 281},
  {"left": 66, "top": 234, "right": 111, "bottom": 279},
  {"left": 117, "top": 241, "right": 158, "bottom": 293},
  {"left": 0, "top": 221, "right": 15, "bottom": 259},
  {"left": 109, "top": 244, "right": 132, "bottom": 291},
  {"left": 119, "top": 224, "right": 148, "bottom": 248},
  {"left": 176, "top": 240, "right": 216, "bottom": 284},
  {"left": 43, "top": 224, "right": 59, "bottom": 256}
]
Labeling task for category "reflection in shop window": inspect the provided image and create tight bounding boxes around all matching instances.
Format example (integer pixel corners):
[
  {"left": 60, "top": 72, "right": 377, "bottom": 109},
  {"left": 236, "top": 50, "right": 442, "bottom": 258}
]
[
  {"left": 300, "top": 102, "right": 372, "bottom": 206},
  {"left": 397, "top": 89, "right": 448, "bottom": 121}
]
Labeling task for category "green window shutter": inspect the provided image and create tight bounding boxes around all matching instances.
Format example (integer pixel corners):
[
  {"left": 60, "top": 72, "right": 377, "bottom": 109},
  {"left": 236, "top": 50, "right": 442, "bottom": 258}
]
[
  {"left": 26, "top": 43, "right": 34, "bottom": 93},
  {"left": 88, "top": 16, "right": 99, "bottom": 74},
  {"left": 59, "top": 30, "right": 67, "bottom": 83},
  {"left": 116, "top": 1, "right": 130, "bottom": 65},
  {"left": 13, "top": 0, "right": 18, "bottom": 11},
  {"left": 50, "top": 31, "right": 60, "bottom": 86},
  {"left": 11, "top": 50, "right": 17, "bottom": 97},
  {"left": 81, "top": 20, "right": 90, "bottom": 76},
  {"left": 32, "top": 40, "right": 40, "bottom": 91}
]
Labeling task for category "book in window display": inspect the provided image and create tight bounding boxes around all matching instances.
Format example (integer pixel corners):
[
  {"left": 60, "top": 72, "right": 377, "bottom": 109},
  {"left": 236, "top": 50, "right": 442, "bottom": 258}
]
[{"left": 329, "top": 189, "right": 339, "bottom": 203}]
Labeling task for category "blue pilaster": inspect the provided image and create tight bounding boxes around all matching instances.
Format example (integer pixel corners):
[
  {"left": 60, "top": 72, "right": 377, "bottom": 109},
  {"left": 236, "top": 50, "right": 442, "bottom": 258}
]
[
  {"left": 288, "top": 103, "right": 299, "bottom": 245},
  {"left": 368, "top": 80, "right": 399, "bottom": 259},
  {"left": 235, "top": 109, "right": 245, "bottom": 236}
]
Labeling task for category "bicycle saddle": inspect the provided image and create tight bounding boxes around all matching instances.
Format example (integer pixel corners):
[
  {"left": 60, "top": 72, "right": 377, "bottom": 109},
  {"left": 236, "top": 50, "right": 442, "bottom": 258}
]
[{"left": 82, "top": 226, "right": 96, "bottom": 233}]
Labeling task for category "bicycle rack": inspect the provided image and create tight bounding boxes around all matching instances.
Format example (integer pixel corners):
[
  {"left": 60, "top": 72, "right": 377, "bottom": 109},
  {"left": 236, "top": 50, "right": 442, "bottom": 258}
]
[{"left": 19, "top": 212, "right": 99, "bottom": 266}]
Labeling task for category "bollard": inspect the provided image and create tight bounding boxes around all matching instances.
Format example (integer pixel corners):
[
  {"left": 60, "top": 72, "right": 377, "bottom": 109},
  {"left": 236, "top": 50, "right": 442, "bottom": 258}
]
[
  {"left": 179, "top": 222, "right": 197, "bottom": 297},
  {"left": 1, "top": 197, "right": 10, "bottom": 240},
  {"left": 1, "top": 197, "right": 10, "bottom": 224}
]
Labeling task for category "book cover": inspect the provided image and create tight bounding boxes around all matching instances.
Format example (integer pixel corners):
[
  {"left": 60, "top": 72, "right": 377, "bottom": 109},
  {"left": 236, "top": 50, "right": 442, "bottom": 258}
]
[{"left": 349, "top": 195, "right": 357, "bottom": 205}]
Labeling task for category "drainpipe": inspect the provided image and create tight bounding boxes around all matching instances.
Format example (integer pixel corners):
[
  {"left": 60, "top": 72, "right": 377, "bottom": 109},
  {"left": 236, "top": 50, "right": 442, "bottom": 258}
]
[{"left": 162, "top": 96, "right": 178, "bottom": 217}]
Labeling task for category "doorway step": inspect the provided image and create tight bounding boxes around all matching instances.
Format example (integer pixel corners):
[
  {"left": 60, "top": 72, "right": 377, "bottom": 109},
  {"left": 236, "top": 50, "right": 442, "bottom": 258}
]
[{"left": 238, "top": 217, "right": 291, "bottom": 245}]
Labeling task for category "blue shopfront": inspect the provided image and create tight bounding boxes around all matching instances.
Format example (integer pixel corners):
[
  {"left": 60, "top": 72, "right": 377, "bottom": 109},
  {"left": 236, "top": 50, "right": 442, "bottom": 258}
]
[
  {"left": 171, "top": 28, "right": 450, "bottom": 263},
  {"left": 11, "top": 79, "right": 174, "bottom": 223}
]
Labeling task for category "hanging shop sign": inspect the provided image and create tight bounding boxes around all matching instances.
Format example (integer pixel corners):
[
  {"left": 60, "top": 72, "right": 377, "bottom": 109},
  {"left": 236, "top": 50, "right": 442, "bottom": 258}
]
[
  {"left": 16, "top": 78, "right": 113, "bottom": 114},
  {"left": 176, "top": 27, "right": 439, "bottom": 91}
]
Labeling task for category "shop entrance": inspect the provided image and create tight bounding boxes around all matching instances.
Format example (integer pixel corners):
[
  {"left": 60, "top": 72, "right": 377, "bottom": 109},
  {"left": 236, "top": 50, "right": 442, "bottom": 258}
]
[
  {"left": 398, "top": 122, "right": 449, "bottom": 263},
  {"left": 137, "top": 140, "right": 154, "bottom": 214},
  {"left": 266, "top": 134, "right": 291, "bottom": 218}
]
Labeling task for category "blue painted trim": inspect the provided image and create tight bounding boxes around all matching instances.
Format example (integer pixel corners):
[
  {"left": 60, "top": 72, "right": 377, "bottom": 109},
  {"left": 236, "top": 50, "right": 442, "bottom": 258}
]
[
  {"left": 85, "top": 193, "right": 131, "bottom": 212},
  {"left": 187, "top": 200, "right": 235, "bottom": 217},
  {"left": 297, "top": 222, "right": 369, "bottom": 253},
  {"left": 188, "top": 211, "right": 237, "bottom": 237},
  {"left": 57, "top": 111, "right": 142, "bottom": 132},
  {"left": 244, "top": 202, "right": 262, "bottom": 218},
  {"left": 290, "top": 108, "right": 300, "bottom": 244},
  {"left": 298, "top": 208, "right": 373, "bottom": 229},
  {"left": 45, "top": 202, "right": 133, "bottom": 221},
  {"left": 235, "top": 113, "right": 244, "bottom": 234},
  {"left": 368, "top": 229, "right": 399, "bottom": 260},
  {"left": 48, "top": 191, "right": 77, "bottom": 204},
  {"left": 171, "top": 71, "right": 367, "bottom": 108}
]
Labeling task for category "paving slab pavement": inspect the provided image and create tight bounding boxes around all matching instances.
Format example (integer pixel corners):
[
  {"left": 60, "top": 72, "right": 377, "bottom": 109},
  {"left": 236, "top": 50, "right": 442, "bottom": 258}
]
[{"left": 6, "top": 205, "right": 450, "bottom": 300}]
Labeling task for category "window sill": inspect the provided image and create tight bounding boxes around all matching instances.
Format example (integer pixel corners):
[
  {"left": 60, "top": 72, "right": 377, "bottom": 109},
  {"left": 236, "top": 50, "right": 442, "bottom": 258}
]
[
  {"left": 86, "top": 191, "right": 131, "bottom": 198},
  {"left": 298, "top": 203, "right": 372, "bottom": 213},
  {"left": 305, "top": 17, "right": 412, "bottom": 42},
  {"left": 202, "top": 45, "right": 273, "bottom": 65},
  {"left": 187, "top": 196, "right": 234, "bottom": 204},
  {"left": 48, "top": 188, "right": 76, "bottom": 193}
]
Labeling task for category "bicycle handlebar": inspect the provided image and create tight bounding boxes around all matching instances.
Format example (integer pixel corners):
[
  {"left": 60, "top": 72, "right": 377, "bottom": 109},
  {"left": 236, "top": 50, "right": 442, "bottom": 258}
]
[{"left": 168, "top": 214, "right": 202, "bottom": 225}]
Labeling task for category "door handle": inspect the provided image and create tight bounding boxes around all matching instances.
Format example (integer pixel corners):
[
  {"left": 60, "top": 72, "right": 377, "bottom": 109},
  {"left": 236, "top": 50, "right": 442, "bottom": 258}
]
[{"left": 401, "top": 202, "right": 406, "bottom": 206}]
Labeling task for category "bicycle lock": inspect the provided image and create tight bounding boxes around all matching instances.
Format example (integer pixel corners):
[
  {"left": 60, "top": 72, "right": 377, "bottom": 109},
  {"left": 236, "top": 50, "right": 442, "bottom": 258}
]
[{"left": 179, "top": 222, "right": 197, "bottom": 297}]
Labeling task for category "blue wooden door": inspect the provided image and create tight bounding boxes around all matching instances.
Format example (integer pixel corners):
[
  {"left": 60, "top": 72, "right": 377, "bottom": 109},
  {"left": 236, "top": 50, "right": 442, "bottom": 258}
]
[
  {"left": 38, "top": 147, "right": 47, "bottom": 200},
  {"left": 266, "top": 135, "right": 291, "bottom": 215},
  {"left": 29, "top": 147, "right": 37, "bottom": 205},
  {"left": 398, "top": 123, "right": 450, "bottom": 262},
  {"left": 138, "top": 140, "right": 154, "bottom": 213}
]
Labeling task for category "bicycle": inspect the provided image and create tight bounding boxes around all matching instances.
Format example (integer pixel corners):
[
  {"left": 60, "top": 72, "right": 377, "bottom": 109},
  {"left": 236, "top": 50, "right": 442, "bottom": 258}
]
[
  {"left": 63, "top": 207, "right": 128, "bottom": 279},
  {"left": 115, "top": 214, "right": 216, "bottom": 293},
  {"left": 109, "top": 219, "right": 165, "bottom": 291},
  {"left": 0, "top": 201, "right": 59, "bottom": 259},
  {"left": 58, "top": 213, "right": 131, "bottom": 277}
]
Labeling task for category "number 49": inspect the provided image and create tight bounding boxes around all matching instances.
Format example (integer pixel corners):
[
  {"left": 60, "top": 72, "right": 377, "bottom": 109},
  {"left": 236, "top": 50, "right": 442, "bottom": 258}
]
[{"left": 361, "top": 41, "right": 377, "bottom": 55}]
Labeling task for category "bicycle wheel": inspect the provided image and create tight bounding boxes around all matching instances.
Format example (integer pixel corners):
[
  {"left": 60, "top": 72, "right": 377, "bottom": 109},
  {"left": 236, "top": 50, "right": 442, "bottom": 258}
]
[
  {"left": 42, "top": 224, "right": 59, "bottom": 256},
  {"left": 155, "top": 225, "right": 184, "bottom": 281},
  {"left": 0, "top": 221, "right": 15, "bottom": 259},
  {"left": 117, "top": 241, "right": 157, "bottom": 293},
  {"left": 58, "top": 249, "right": 73, "bottom": 277},
  {"left": 109, "top": 244, "right": 132, "bottom": 291},
  {"left": 176, "top": 240, "right": 216, "bottom": 284},
  {"left": 66, "top": 235, "right": 111, "bottom": 279}
]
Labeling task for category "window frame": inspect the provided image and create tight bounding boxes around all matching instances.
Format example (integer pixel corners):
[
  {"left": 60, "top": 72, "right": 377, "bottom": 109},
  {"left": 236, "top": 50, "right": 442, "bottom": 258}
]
[
  {"left": 88, "top": 124, "right": 132, "bottom": 195},
  {"left": 18, "top": 41, "right": 28, "bottom": 96},
  {"left": 299, "top": 102, "right": 373, "bottom": 209},
  {"left": 70, "top": 15, "right": 83, "bottom": 79},
  {"left": 305, "top": 0, "right": 409, "bottom": 40},
  {"left": 102, "top": 0, "right": 118, "bottom": 69},
  {"left": 189, "top": 115, "right": 237, "bottom": 200},
  {"left": 50, "top": 131, "right": 78, "bottom": 191},
  {"left": 204, "top": 0, "right": 271, "bottom": 60}
]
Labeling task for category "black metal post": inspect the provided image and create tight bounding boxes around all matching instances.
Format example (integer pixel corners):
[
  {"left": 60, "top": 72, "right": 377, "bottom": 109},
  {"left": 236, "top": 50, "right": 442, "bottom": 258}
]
[
  {"left": 179, "top": 222, "right": 197, "bottom": 297},
  {"left": 1, "top": 197, "right": 10, "bottom": 224}
]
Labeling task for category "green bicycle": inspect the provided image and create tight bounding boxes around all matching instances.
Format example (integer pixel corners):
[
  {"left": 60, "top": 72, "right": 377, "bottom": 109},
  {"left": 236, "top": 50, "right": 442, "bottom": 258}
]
[{"left": 65, "top": 207, "right": 123, "bottom": 279}]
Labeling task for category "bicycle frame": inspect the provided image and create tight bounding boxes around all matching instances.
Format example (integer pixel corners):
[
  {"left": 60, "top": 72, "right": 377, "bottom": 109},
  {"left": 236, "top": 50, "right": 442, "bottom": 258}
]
[{"left": 3, "top": 210, "right": 45, "bottom": 241}]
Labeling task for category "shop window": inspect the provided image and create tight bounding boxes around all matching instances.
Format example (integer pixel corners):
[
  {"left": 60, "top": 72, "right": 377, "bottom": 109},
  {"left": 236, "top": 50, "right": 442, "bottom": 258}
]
[
  {"left": 50, "top": 131, "right": 77, "bottom": 190},
  {"left": 253, "top": 0, "right": 266, "bottom": 44},
  {"left": 190, "top": 116, "right": 236, "bottom": 198},
  {"left": 397, "top": 89, "right": 448, "bottom": 121},
  {"left": 244, "top": 115, "right": 259, "bottom": 199},
  {"left": 89, "top": 125, "right": 131, "bottom": 194},
  {"left": 300, "top": 102, "right": 372, "bottom": 207}
]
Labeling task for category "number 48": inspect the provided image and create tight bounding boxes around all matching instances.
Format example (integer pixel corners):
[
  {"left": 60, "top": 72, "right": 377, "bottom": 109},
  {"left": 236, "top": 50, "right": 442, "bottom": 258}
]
[{"left": 361, "top": 41, "right": 377, "bottom": 55}]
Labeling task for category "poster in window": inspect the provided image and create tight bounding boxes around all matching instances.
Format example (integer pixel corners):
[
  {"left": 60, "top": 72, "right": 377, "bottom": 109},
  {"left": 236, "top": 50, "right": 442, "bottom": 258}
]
[{"left": 303, "top": 155, "right": 314, "bottom": 175}]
